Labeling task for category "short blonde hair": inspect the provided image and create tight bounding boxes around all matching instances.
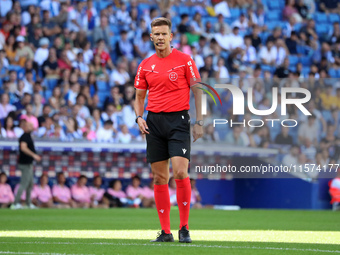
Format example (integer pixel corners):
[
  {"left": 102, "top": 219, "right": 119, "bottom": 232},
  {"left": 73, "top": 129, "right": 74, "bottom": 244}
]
[{"left": 151, "top": 17, "right": 172, "bottom": 31}]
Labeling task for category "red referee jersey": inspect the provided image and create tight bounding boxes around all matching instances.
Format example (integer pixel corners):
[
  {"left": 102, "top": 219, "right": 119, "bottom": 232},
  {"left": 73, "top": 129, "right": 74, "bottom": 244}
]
[{"left": 134, "top": 48, "right": 201, "bottom": 113}]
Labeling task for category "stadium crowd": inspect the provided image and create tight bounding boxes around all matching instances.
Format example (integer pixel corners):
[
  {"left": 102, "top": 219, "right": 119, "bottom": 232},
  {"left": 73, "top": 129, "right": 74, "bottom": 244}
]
[
  {"left": 0, "top": 0, "right": 339, "bottom": 177},
  {"left": 0, "top": 172, "right": 202, "bottom": 209}
]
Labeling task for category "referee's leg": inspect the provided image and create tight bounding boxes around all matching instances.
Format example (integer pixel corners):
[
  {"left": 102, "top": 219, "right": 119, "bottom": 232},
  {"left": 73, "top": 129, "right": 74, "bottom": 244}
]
[
  {"left": 151, "top": 160, "right": 171, "bottom": 235},
  {"left": 171, "top": 156, "right": 192, "bottom": 243}
]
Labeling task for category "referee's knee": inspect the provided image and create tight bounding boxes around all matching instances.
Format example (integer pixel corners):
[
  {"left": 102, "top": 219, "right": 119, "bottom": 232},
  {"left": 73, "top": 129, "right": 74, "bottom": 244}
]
[
  {"left": 153, "top": 174, "right": 168, "bottom": 185},
  {"left": 173, "top": 169, "right": 188, "bottom": 180}
]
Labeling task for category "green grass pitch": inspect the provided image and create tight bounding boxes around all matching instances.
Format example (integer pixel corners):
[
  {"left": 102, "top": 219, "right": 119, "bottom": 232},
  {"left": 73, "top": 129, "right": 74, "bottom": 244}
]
[{"left": 0, "top": 208, "right": 339, "bottom": 255}]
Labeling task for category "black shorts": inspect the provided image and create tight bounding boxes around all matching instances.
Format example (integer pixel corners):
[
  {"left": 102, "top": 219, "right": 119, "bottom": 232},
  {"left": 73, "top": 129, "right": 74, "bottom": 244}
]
[{"left": 146, "top": 110, "right": 191, "bottom": 163}]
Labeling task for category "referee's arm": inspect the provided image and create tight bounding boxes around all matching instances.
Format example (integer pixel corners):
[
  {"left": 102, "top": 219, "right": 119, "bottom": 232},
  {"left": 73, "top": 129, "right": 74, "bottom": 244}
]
[
  {"left": 135, "top": 89, "right": 150, "bottom": 134},
  {"left": 191, "top": 84, "right": 204, "bottom": 142}
]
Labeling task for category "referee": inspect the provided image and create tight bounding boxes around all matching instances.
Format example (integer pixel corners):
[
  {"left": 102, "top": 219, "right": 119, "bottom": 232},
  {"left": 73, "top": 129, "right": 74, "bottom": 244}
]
[
  {"left": 134, "top": 17, "right": 203, "bottom": 243},
  {"left": 11, "top": 122, "right": 41, "bottom": 209}
]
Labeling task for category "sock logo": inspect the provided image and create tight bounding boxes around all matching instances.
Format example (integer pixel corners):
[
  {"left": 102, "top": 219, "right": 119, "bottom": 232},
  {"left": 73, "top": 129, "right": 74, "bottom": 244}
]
[
  {"left": 159, "top": 209, "right": 164, "bottom": 213},
  {"left": 182, "top": 148, "right": 187, "bottom": 154},
  {"left": 183, "top": 202, "right": 188, "bottom": 206}
]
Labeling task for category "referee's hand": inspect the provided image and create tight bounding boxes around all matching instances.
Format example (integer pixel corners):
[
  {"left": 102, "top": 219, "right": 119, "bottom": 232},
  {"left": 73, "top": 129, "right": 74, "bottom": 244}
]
[
  {"left": 137, "top": 118, "right": 150, "bottom": 135},
  {"left": 193, "top": 124, "right": 203, "bottom": 142}
]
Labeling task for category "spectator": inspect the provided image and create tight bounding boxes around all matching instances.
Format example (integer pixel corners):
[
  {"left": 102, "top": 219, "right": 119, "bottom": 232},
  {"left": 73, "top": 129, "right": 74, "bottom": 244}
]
[
  {"left": 96, "top": 119, "right": 115, "bottom": 142},
  {"left": 14, "top": 119, "right": 26, "bottom": 138},
  {"left": 202, "top": 124, "right": 220, "bottom": 142},
  {"left": 229, "top": 27, "right": 245, "bottom": 50},
  {"left": 92, "top": 15, "right": 111, "bottom": 49},
  {"left": 63, "top": 117, "right": 82, "bottom": 141},
  {"left": 282, "top": 144, "right": 300, "bottom": 166},
  {"left": 214, "top": 26, "right": 231, "bottom": 51},
  {"left": 231, "top": 13, "right": 248, "bottom": 33},
  {"left": 20, "top": 104, "right": 39, "bottom": 130},
  {"left": 90, "top": 54, "right": 109, "bottom": 81},
  {"left": 225, "top": 125, "right": 250, "bottom": 146},
  {"left": 274, "top": 57, "right": 290, "bottom": 79},
  {"left": 81, "top": 118, "right": 96, "bottom": 141},
  {"left": 283, "top": 0, "right": 303, "bottom": 22},
  {"left": 214, "top": 0, "right": 231, "bottom": 18},
  {"left": 214, "top": 57, "right": 229, "bottom": 80},
  {"left": 76, "top": 94, "right": 90, "bottom": 120},
  {"left": 177, "top": 34, "right": 192, "bottom": 55},
  {"left": 109, "top": 62, "right": 130, "bottom": 87},
  {"left": 32, "top": 93, "right": 43, "bottom": 117},
  {"left": 22, "top": 71, "right": 34, "bottom": 94},
  {"left": 4, "top": 34, "right": 16, "bottom": 65},
  {"left": 295, "top": 0, "right": 309, "bottom": 20},
  {"left": 58, "top": 49, "right": 73, "bottom": 71},
  {"left": 65, "top": 83, "right": 80, "bottom": 106},
  {"left": 126, "top": 175, "right": 144, "bottom": 208},
  {"left": 242, "top": 35, "right": 257, "bottom": 65},
  {"left": 68, "top": 0, "right": 86, "bottom": 32},
  {"left": 41, "top": 10, "right": 61, "bottom": 41},
  {"left": 117, "top": 124, "right": 132, "bottom": 144},
  {"left": 33, "top": 174, "right": 53, "bottom": 208},
  {"left": 298, "top": 115, "right": 318, "bottom": 145},
  {"left": 142, "top": 180, "right": 155, "bottom": 208},
  {"left": 89, "top": 176, "right": 108, "bottom": 208},
  {"left": 169, "top": 177, "right": 176, "bottom": 205},
  {"left": 0, "top": 172, "right": 14, "bottom": 208},
  {"left": 178, "top": 14, "right": 190, "bottom": 34},
  {"left": 115, "top": 30, "right": 134, "bottom": 60},
  {"left": 275, "top": 126, "right": 294, "bottom": 145},
  {"left": 43, "top": 47, "right": 60, "bottom": 79},
  {"left": 15, "top": 36, "right": 34, "bottom": 67},
  {"left": 285, "top": 31, "right": 299, "bottom": 55},
  {"left": 320, "top": 85, "right": 337, "bottom": 111},
  {"left": 319, "top": 0, "right": 340, "bottom": 13},
  {"left": 250, "top": 25, "right": 262, "bottom": 50},
  {"left": 71, "top": 175, "right": 91, "bottom": 208},
  {"left": 190, "top": 179, "right": 202, "bottom": 209},
  {"left": 259, "top": 39, "right": 277, "bottom": 66},
  {"left": 34, "top": 37, "right": 50, "bottom": 66},
  {"left": 0, "top": 94, "right": 16, "bottom": 119},
  {"left": 106, "top": 179, "right": 128, "bottom": 207}
]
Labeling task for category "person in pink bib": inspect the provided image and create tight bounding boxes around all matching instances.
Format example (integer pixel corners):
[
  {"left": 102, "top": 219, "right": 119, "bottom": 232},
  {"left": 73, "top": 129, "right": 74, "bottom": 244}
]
[
  {"left": 105, "top": 179, "right": 128, "bottom": 207},
  {"left": 71, "top": 175, "right": 91, "bottom": 208},
  {"left": 0, "top": 172, "right": 15, "bottom": 208},
  {"left": 89, "top": 176, "right": 108, "bottom": 208},
  {"left": 33, "top": 174, "right": 53, "bottom": 208},
  {"left": 142, "top": 179, "right": 155, "bottom": 208},
  {"left": 126, "top": 175, "right": 144, "bottom": 208},
  {"left": 52, "top": 172, "right": 75, "bottom": 208}
]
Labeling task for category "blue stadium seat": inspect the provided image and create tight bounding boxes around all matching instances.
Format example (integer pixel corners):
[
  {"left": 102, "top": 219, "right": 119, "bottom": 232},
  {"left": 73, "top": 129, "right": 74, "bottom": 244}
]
[
  {"left": 110, "top": 35, "right": 120, "bottom": 49},
  {"left": 178, "top": 6, "right": 190, "bottom": 15},
  {"left": 259, "top": 32, "right": 270, "bottom": 43},
  {"left": 288, "top": 55, "right": 299, "bottom": 66},
  {"left": 315, "top": 12, "right": 328, "bottom": 23},
  {"left": 109, "top": 24, "right": 120, "bottom": 35},
  {"left": 98, "top": 1, "right": 110, "bottom": 10},
  {"left": 315, "top": 24, "right": 330, "bottom": 36},
  {"left": 302, "top": 67, "right": 310, "bottom": 76},
  {"left": 266, "top": 11, "right": 281, "bottom": 21},
  {"left": 97, "top": 80, "right": 108, "bottom": 91},
  {"left": 45, "top": 79, "right": 58, "bottom": 90},
  {"left": 229, "top": 8, "right": 240, "bottom": 19},
  {"left": 138, "top": 3, "right": 151, "bottom": 13},
  {"left": 268, "top": 1, "right": 280, "bottom": 10},
  {"left": 266, "top": 22, "right": 279, "bottom": 31},
  {"left": 337, "top": 69, "right": 340, "bottom": 78},
  {"left": 44, "top": 89, "right": 52, "bottom": 99},
  {"left": 300, "top": 56, "right": 311, "bottom": 66},
  {"left": 329, "top": 68, "right": 337, "bottom": 78},
  {"left": 328, "top": 14, "right": 340, "bottom": 23},
  {"left": 97, "top": 92, "right": 107, "bottom": 104}
]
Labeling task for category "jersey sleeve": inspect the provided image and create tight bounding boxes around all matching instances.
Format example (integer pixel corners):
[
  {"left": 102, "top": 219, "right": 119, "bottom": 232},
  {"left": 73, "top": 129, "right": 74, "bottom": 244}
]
[
  {"left": 185, "top": 57, "right": 201, "bottom": 87},
  {"left": 134, "top": 61, "right": 148, "bottom": 90}
]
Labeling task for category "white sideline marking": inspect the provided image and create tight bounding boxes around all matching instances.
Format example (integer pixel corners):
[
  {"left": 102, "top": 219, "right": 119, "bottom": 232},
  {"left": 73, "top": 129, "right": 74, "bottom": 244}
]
[
  {"left": 0, "top": 252, "right": 93, "bottom": 255},
  {"left": 1, "top": 241, "right": 340, "bottom": 254}
]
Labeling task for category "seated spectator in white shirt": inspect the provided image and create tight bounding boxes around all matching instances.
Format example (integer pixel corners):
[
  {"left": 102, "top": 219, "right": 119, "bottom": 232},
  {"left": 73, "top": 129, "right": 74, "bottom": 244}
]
[
  {"left": 214, "top": 14, "right": 231, "bottom": 34},
  {"left": 191, "top": 46, "right": 205, "bottom": 70},
  {"left": 231, "top": 13, "right": 249, "bottom": 33},
  {"left": 282, "top": 145, "right": 300, "bottom": 166},
  {"left": 214, "top": 57, "right": 229, "bottom": 80},
  {"left": 214, "top": 26, "right": 231, "bottom": 51},
  {"left": 67, "top": 1, "right": 85, "bottom": 32},
  {"left": 229, "top": 27, "right": 245, "bottom": 50},
  {"left": 0, "top": 93, "right": 16, "bottom": 120},
  {"left": 298, "top": 115, "right": 318, "bottom": 145},
  {"left": 109, "top": 62, "right": 130, "bottom": 87},
  {"left": 101, "top": 103, "right": 120, "bottom": 130},
  {"left": 117, "top": 124, "right": 132, "bottom": 143},
  {"left": 76, "top": 94, "right": 90, "bottom": 120},
  {"left": 242, "top": 35, "right": 257, "bottom": 65},
  {"left": 273, "top": 39, "right": 288, "bottom": 66},
  {"left": 34, "top": 38, "right": 50, "bottom": 66},
  {"left": 259, "top": 39, "right": 277, "bottom": 66},
  {"left": 225, "top": 125, "right": 250, "bottom": 146},
  {"left": 96, "top": 119, "right": 115, "bottom": 142}
]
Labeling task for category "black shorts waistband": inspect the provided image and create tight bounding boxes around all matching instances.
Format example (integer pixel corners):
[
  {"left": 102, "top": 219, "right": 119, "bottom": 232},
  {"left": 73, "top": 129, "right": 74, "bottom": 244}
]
[{"left": 148, "top": 110, "right": 188, "bottom": 116}]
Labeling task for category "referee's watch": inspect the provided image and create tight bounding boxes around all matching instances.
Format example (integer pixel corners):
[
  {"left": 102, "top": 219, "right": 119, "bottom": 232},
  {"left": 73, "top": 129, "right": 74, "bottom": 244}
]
[
  {"left": 135, "top": 116, "right": 143, "bottom": 123},
  {"left": 195, "top": 120, "right": 204, "bottom": 126}
]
